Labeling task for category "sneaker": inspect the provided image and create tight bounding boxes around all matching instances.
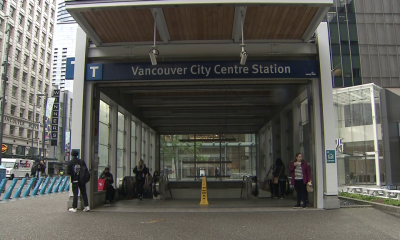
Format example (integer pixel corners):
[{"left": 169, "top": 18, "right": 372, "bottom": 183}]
[
  {"left": 293, "top": 205, "right": 301, "bottom": 209},
  {"left": 83, "top": 206, "right": 90, "bottom": 212},
  {"left": 68, "top": 208, "right": 77, "bottom": 213},
  {"left": 302, "top": 206, "right": 308, "bottom": 209}
]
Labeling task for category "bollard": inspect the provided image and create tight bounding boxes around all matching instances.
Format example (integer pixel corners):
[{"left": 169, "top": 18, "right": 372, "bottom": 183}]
[
  {"left": 46, "top": 177, "right": 57, "bottom": 194},
  {"left": 0, "top": 179, "right": 7, "bottom": 193},
  {"left": 2, "top": 178, "right": 18, "bottom": 200},
  {"left": 64, "top": 181, "right": 70, "bottom": 191},
  {"left": 39, "top": 177, "right": 51, "bottom": 195},
  {"left": 59, "top": 177, "right": 69, "bottom": 192},
  {"left": 52, "top": 177, "right": 63, "bottom": 193},
  {"left": 31, "top": 177, "right": 44, "bottom": 196},
  {"left": 22, "top": 178, "right": 36, "bottom": 197},
  {"left": 13, "top": 178, "right": 27, "bottom": 199}
]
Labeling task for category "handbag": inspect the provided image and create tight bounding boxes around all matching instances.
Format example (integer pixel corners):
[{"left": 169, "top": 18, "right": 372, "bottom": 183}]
[
  {"left": 273, "top": 166, "right": 283, "bottom": 184},
  {"left": 263, "top": 178, "right": 271, "bottom": 192},
  {"left": 307, "top": 183, "right": 313, "bottom": 193}
]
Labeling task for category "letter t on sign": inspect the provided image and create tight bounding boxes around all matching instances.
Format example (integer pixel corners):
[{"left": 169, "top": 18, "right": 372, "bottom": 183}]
[
  {"left": 86, "top": 63, "right": 103, "bottom": 80},
  {"left": 90, "top": 66, "right": 99, "bottom": 77}
]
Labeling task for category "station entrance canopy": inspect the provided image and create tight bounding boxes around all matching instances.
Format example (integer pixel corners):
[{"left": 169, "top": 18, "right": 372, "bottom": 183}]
[{"left": 66, "top": 0, "right": 332, "bottom": 47}]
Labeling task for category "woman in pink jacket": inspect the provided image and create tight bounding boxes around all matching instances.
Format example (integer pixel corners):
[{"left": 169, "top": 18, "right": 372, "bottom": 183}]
[{"left": 289, "top": 153, "right": 312, "bottom": 209}]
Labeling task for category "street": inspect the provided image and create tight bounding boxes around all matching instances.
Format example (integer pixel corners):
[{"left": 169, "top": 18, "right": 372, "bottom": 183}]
[{"left": 0, "top": 193, "right": 399, "bottom": 240}]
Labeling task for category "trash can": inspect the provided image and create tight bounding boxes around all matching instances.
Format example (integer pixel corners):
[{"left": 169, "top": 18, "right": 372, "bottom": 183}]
[{"left": 0, "top": 165, "right": 6, "bottom": 195}]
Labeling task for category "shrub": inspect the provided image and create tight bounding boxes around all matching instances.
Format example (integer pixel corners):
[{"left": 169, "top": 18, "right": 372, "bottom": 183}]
[{"left": 339, "top": 191, "right": 400, "bottom": 207}]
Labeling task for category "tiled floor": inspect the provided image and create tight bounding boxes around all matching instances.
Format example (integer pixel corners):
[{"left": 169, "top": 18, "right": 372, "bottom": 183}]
[{"left": 93, "top": 197, "right": 313, "bottom": 213}]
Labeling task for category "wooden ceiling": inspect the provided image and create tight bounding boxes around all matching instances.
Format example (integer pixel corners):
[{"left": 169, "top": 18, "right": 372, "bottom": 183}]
[{"left": 76, "top": 5, "right": 321, "bottom": 44}]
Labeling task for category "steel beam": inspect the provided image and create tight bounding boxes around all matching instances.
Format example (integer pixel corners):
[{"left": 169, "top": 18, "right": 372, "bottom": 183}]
[
  {"left": 150, "top": 8, "right": 171, "bottom": 44},
  {"left": 232, "top": 6, "right": 247, "bottom": 43}
]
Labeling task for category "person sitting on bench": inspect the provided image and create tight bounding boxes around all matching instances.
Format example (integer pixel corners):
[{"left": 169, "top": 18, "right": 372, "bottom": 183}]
[{"left": 99, "top": 167, "right": 115, "bottom": 204}]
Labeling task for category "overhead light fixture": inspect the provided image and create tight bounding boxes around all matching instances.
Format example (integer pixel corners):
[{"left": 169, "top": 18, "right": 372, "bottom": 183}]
[
  {"left": 239, "top": 8, "right": 247, "bottom": 65},
  {"left": 150, "top": 12, "right": 159, "bottom": 66}
]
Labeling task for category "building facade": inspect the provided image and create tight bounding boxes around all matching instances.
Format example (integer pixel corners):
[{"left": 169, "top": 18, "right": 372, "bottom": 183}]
[
  {"left": 0, "top": 0, "right": 57, "bottom": 160},
  {"left": 51, "top": 0, "right": 77, "bottom": 92},
  {"left": 326, "top": 0, "right": 400, "bottom": 186}
]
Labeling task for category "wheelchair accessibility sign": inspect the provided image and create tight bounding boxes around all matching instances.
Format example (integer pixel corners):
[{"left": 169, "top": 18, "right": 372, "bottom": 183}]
[{"left": 326, "top": 150, "right": 336, "bottom": 163}]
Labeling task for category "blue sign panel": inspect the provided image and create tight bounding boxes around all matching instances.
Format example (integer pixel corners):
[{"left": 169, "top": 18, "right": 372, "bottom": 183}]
[
  {"left": 326, "top": 150, "right": 336, "bottom": 164},
  {"left": 66, "top": 58, "right": 75, "bottom": 80},
  {"left": 86, "top": 63, "right": 103, "bottom": 80},
  {"left": 85, "top": 60, "right": 318, "bottom": 81}
]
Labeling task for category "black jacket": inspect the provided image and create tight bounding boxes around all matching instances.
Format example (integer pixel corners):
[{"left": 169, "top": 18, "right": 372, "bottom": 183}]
[
  {"left": 67, "top": 158, "right": 86, "bottom": 183},
  {"left": 133, "top": 165, "right": 149, "bottom": 181},
  {"left": 273, "top": 164, "right": 286, "bottom": 180},
  {"left": 99, "top": 171, "right": 114, "bottom": 186}
]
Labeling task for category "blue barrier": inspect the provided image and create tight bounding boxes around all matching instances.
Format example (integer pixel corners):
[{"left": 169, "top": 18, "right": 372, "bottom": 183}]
[
  {"left": 0, "top": 179, "right": 7, "bottom": 193},
  {"left": 31, "top": 177, "right": 44, "bottom": 196},
  {"left": 2, "top": 178, "right": 18, "bottom": 200},
  {"left": 64, "top": 181, "right": 70, "bottom": 191},
  {"left": 59, "top": 177, "right": 69, "bottom": 192},
  {"left": 52, "top": 177, "right": 63, "bottom": 193},
  {"left": 22, "top": 178, "right": 36, "bottom": 197},
  {"left": 39, "top": 177, "right": 51, "bottom": 195},
  {"left": 46, "top": 177, "right": 57, "bottom": 194},
  {"left": 13, "top": 178, "right": 27, "bottom": 199},
  {"left": 55, "top": 177, "right": 67, "bottom": 193}
]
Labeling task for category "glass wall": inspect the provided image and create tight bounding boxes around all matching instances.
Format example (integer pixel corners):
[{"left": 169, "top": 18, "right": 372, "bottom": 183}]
[
  {"left": 116, "top": 112, "right": 125, "bottom": 183},
  {"left": 325, "top": 0, "right": 362, "bottom": 87},
  {"left": 98, "top": 100, "right": 110, "bottom": 174},
  {"left": 333, "top": 84, "right": 384, "bottom": 185},
  {"left": 160, "top": 134, "right": 257, "bottom": 181}
]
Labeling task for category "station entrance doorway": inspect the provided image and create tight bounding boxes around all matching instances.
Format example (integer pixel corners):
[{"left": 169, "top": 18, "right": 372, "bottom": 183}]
[{"left": 91, "top": 76, "right": 314, "bottom": 206}]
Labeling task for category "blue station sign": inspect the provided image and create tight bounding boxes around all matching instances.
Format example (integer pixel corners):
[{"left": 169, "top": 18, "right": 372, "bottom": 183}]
[{"left": 85, "top": 60, "right": 319, "bottom": 81}]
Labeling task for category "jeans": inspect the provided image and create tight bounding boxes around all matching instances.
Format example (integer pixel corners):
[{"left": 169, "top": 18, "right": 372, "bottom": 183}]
[
  {"left": 273, "top": 179, "right": 286, "bottom": 197},
  {"left": 294, "top": 179, "right": 307, "bottom": 207},
  {"left": 136, "top": 179, "right": 145, "bottom": 197},
  {"left": 72, "top": 182, "right": 89, "bottom": 208},
  {"left": 106, "top": 185, "right": 115, "bottom": 202}
]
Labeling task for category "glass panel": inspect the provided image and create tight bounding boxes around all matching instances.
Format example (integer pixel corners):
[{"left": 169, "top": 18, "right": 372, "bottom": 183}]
[
  {"left": 118, "top": 112, "right": 124, "bottom": 131},
  {"left": 98, "top": 100, "right": 110, "bottom": 179},
  {"left": 131, "top": 121, "right": 136, "bottom": 175},
  {"left": 98, "top": 123, "right": 109, "bottom": 145},
  {"left": 117, "top": 131, "right": 124, "bottom": 149},
  {"left": 99, "top": 100, "right": 109, "bottom": 123},
  {"left": 98, "top": 144, "right": 109, "bottom": 174}
]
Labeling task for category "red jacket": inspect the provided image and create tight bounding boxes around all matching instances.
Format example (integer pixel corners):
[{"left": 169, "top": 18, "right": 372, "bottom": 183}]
[{"left": 289, "top": 160, "right": 311, "bottom": 185}]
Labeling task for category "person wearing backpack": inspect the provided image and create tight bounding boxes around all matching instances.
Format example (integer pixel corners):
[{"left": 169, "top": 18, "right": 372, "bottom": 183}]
[{"left": 67, "top": 150, "right": 90, "bottom": 213}]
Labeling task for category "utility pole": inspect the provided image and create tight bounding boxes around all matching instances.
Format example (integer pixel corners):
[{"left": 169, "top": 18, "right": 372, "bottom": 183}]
[
  {"left": 41, "top": 95, "right": 48, "bottom": 162},
  {"left": 0, "top": 17, "right": 12, "bottom": 166},
  {"left": 33, "top": 94, "right": 46, "bottom": 160}
]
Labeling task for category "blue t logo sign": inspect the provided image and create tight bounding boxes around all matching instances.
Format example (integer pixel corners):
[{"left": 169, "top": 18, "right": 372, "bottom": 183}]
[{"left": 86, "top": 63, "right": 103, "bottom": 80}]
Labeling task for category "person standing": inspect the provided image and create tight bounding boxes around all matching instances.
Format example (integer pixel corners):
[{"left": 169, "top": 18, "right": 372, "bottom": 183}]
[
  {"left": 289, "top": 153, "right": 311, "bottom": 209},
  {"left": 272, "top": 158, "right": 286, "bottom": 199},
  {"left": 67, "top": 150, "right": 90, "bottom": 213},
  {"left": 133, "top": 159, "right": 149, "bottom": 200},
  {"left": 99, "top": 167, "right": 115, "bottom": 204}
]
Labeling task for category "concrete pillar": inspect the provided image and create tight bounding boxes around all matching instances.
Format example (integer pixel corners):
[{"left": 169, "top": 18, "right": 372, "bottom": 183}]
[
  {"left": 109, "top": 102, "right": 118, "bottom": 181},
  {"left": 316, "top": 22, "right": 339, "bottom": 209},
  {"left": 125, "top": 115, "right": 132, "bottom": 178}
]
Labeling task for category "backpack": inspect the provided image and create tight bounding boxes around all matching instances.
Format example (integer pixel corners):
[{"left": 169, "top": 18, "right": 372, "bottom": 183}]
[{"left": 73, "top": 159, "right": 90, "bottom": 184}]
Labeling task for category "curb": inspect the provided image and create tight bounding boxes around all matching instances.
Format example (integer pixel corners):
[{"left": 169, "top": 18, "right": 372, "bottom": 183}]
[{"left": 339, "top": 196, "right": 400, "bottom": 214}]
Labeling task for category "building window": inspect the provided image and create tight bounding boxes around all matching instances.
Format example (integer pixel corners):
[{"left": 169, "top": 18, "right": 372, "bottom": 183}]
[
  {"left": 10, "top": 126, "right": 15, "bottom": 135},
  {"left": 20, "top": 108, "right": 25, "bottom": 118},
  {"left": 50, "top": 9, "right": 54, "bottom": 18},
  {"left": 30, "top": 77, "right": 35, "bottom": 87},
  {"left": 35, "top": 113, "right": 39, "bottom": 122},
  {"left": 39, "top": 64, "right": 43, "bottom": 74},
  {"left": 38, "top": 80, "right": 42, "bottom": 90},
  {"left": 49, "top": 23, "right": 53, "bottom": 32},
  {"left": 10, "top": 7, "right": 15, "bottom": 18},
  {"left": 44, "top": 84, "right": 48, "bottom": 94},
  {"left": 28, "top": 4, "right": 33, "bottom": 16},
  {"left": 19, "top": 128, "right": 24, "bottom": 137},
  {"left": 0, "top": 0, "right": 4, "bottom": 10},
  {"left": 13, "top": 67, "right": 19, "bottom": 79},
  {"left": 43, "top": 18, "right": 47, "bottom": 28},
  {"left": 40, "top": 48, "right": 44, "bottom": 58},
  {"left": 19, "top": 14, "right": 24, "bottom": 25},
  {"left": 27, "top": 130, "right": 32, "bottom": 138},
  {"left": 36, "top": 11, "right": 41, "bottom": 22},
  {"left": 41, "top": 33, "right": 46, "bottom": 43},
  {"left": 11, "top": 105, "right": 16, "bottom": 115},
  {"left": 37, "top": 0, "right": 41, "bottom": 6},
  {"left": 48, "top": 39, "right": 52, "bottom": 48},
  {"left": 16, "top": 31, "right": 22, "bottom": 43},
  {"left": 29, "top": 94, "right": 34, "bottom": 104},
  {"left": 28, "top": 110, "right": 33, "bottom": 120},
  {"left": 46, "top": 69, "right": 50, "bottom": 78},
  {"left": 25, "top": 39, "right": 30, "bottom": 49},
  {"left": 15, "top": 49, "right": 21, "bottom": 61},
  {"left": 21, "top": 90, "right": 26, "bottom": 100},
  {"left": 33, "top": 43, "right": 37, "bottom": 53},
  {"left": 21, "top": 0, "right": 25, "bottom": 8},
  {"left": 32, "top": 60, "right": 36, "bottom": 71},
  {"left": 22, "top": 72, "right": 27, "bottom": 82},
  {"left": 47, "top": 53, "right": 51, "bottom": 63},
  {"left": 44, "top": 3, "right": 48, "bottom": 12},
  {"left": 27, "top": 21, "right": 32, "bottom": 31},
  {"left": 23, "top": 55, "right": 29, "bottom": 65},
  {"left": 35, "top": 27, "right": 39, "bottom": 38},
  {"left": 35, "top": 131, "right": 38, "bottom": 139},
  {"left": 12, "top": 86, "right": 17, "bottom": 97}
]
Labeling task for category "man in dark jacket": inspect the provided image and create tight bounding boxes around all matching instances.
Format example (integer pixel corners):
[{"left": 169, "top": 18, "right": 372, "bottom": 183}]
[
  {"left": 133, "top": 159, "right": 149, "bottom": 200},
  {"left": 67, "top": 150, "right": 89, "bottom": 213},
  {"left": 99, "top": 167, "right": 115, "bottom": 204}
]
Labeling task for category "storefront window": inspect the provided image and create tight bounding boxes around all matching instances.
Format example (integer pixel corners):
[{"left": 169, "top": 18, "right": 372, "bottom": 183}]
[
  {"left": 116, "top": 112, "right": 125, "bottom": 183},
  {"left": 98, "top": 100, "right": 110, "bottom": 175}
]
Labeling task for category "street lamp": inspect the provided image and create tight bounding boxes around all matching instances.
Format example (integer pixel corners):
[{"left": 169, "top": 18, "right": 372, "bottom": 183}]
[
  {"left": 32, "top": 94, "right": 46, "bottom": 160},
  {"left": 0, "top": 17, "right": 12, "bottom": 165}
]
